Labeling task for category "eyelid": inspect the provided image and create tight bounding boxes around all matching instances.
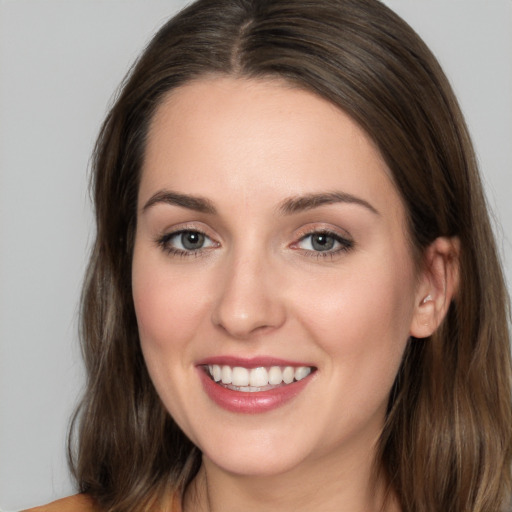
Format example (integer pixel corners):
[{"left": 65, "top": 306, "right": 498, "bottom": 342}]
[
  {"left": 157, "top": 221, "right": 219, "bottom": 241},
  {"left": 292, "top": 223, "right": 353, "bottom": 244}
]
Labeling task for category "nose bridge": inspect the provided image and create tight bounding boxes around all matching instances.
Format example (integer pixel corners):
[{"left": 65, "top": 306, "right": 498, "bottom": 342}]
[{"left": 212, "top": 240, "right": 285, "bottom": 339}]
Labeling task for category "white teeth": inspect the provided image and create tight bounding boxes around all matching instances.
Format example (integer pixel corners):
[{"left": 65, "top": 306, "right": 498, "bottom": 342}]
[
  {"left": 294, "top": 366, "right": 312, "bottom": 381},
  {"left": 208, "top": 364, "right": 313, "bottom": 389},
  {"left": 221, "top": 365, "right": 232, "bottom": 384},
  {"left": 249, "top": 367, "right": 268, "bottom": 387},
  {"left": 282, "top": 366, "right": 294, "bottom": 384},
  {"left": 268, "top": 366, "right": 283, "bottom": 385},
  {"left": 212, "top": 364, "right": 222, "bottom": 382},
  {"left": 232, "top": 367, "right": 250, "bottom": 386}
]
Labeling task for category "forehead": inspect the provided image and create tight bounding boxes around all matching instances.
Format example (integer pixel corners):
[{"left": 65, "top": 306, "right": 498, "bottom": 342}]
[
  {"left": 147, "top": 76, "right": 381, "bottom": 158},
  {"left": 140, "top": 76, "right": 402, "bottom": 220}
]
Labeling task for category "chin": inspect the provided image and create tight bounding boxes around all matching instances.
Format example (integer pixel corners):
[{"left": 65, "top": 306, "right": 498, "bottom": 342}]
[
  {"left": 203, "top": 446, "right": 308, "bottom": 478},
  {"left": 192, "top": 422, "right": 314, "bottom": 477}
]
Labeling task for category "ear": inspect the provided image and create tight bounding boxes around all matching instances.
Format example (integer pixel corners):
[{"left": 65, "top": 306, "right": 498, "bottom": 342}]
[{"left": 409, "top": 237, "right": 460, "bottom": 339}]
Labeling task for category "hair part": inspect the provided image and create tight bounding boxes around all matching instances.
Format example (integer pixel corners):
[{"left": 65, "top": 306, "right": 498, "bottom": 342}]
[{"left": 69, "top": 1, "right": 512, "bottom": 510}]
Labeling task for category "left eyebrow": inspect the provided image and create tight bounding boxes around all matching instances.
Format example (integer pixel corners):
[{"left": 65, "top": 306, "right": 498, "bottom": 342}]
[
  {"left": 142, "top": 190, "right": 217, "bottom": 214},
  {"left": 277, "top": 192, "right": 380, "bottom": 216}
]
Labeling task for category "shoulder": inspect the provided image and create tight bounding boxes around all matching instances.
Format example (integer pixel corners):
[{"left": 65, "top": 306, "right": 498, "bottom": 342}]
[
  {"left": 21, "top": 494, "right": 99, "bottom": 512},
  {"left": 20, "top": 491, "right": 183, "bottom": 512}
]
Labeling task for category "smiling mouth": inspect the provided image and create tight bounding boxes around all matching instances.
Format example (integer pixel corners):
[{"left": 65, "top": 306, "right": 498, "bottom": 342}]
[{"left": 204, "top": 364, "right": 315, "bottom": 393}]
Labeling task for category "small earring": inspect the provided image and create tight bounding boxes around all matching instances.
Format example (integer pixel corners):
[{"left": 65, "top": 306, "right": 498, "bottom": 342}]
[{"left": 422, "top": 294, "right": 433, "bottom": 304}]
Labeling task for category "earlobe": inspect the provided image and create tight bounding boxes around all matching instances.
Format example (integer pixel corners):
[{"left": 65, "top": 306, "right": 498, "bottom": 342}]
[{"left": 410, "top": 237, "right": 460, "bottom": 339}]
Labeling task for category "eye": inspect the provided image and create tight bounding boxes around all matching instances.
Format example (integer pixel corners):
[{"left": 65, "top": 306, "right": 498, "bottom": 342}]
[
  {"left": 157, "top": 229, "right": 217, "bottom": 256},
  {"left": 174, "top": 231, "right": 208, "bottom": 250},
  {"left": 295, "top": 231, "right": 353, "bottom": 254}
]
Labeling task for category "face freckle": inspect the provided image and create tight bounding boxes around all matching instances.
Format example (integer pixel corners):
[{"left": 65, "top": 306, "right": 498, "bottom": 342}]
[{"left": 131, "top": 76, "right": 423, "bottom": 479}]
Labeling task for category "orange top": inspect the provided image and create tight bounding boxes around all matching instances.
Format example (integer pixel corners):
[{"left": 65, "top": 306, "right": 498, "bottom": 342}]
[
  {"left": 22, "top": 492, "right": 182, "bottom": 512},
  {"left": 22, "top": 495, "right": 99, "bottom": 512}
]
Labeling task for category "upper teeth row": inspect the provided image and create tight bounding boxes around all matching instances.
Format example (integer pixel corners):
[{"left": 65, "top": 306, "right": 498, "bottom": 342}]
[{"left": 208, "top": 365, "right": 312, "bottom": 387}]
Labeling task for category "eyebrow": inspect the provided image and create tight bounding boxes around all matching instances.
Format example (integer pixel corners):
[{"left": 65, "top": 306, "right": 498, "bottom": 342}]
[
  {"left": 278, "top": 192, "right": 379, "bottom": 216},
  {"left": 142, "top": 190, "right": 217, "bottom": 214},
  {"left": 142, "top": 189, "right": 379, "bottom": 216}
]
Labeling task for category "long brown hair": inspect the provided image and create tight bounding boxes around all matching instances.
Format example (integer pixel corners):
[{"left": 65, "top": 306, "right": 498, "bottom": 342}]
[{"left": 69, "top": 1, "right": 512, "bottom": 510}]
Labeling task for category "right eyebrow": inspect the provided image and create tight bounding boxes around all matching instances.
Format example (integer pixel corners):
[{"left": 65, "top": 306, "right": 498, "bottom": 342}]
[
  {"left": 142, "top": 190, "right": 217, "bottom": 214},
  {"left": 277, "top": 191, "right": 379, "bottom": 216}
]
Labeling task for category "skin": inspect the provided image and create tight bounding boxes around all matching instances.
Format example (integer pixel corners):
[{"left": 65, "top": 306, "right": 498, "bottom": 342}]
[{"left": 132, "top": 77, "right": 456, "bottom": 512}]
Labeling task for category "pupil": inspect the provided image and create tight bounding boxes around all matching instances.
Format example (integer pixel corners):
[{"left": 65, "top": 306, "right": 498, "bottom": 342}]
[
  {"left": 312, "top": 234, "right": 334, "bottom": 251},
  {"left": 181, "top": 231, "right": 205, "bottom": 250}
]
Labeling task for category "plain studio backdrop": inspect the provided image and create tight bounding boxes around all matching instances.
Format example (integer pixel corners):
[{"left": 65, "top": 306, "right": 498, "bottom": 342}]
[{"left": 0, "top": 1, "right": 511, "bottom": 510}]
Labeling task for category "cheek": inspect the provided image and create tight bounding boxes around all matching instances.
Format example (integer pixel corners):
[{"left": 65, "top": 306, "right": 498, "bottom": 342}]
[
  {"left": 131, "top": 247, "right": 208, "bottom": 360},
  {"left": 294, "top": 251, "right": 416, "bottom": 379},
  {"left": 131, "top": 247, "right": 212, "bottom": 427}
]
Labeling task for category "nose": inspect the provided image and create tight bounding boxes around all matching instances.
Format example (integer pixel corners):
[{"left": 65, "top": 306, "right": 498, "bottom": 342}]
[{"left": 211, "top": 250, "right": 286, "bottom": 339}]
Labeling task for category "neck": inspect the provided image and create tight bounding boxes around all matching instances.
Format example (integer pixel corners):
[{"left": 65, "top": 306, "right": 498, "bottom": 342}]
[{"left": 183, "top": 446, "right": 400, "bottom": 512}]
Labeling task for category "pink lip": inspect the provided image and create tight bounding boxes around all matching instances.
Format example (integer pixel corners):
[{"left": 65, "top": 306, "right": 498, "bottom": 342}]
[{"left": 197, "top": 363, "right": 315, "bottom": 414}]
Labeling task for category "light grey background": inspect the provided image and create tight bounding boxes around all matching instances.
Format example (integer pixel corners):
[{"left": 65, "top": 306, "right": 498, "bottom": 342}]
[{"left": 1, "top": 1, "right": 510, "bottom": 510}]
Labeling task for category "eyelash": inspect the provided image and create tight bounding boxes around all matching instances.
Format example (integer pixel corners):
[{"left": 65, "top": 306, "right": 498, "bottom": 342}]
[
  {"left": 155, "top": 229, "right": 354, "bottom": 259},
  {"left": 293, "top": 230, "right": 354, "bottom": 260},
  {"left": 156, "top": 229, "right": 217, "bottom": 258}
]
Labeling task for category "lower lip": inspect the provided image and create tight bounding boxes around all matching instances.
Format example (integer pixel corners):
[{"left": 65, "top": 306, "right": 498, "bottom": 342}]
[{"left": 198, "top": 368, "right": 313, "bottom": 414}]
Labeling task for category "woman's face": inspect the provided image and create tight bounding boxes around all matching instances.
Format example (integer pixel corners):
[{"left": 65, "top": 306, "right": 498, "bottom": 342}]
[{"left": 132, "top": 77, "right": 426, "bottom": 477}]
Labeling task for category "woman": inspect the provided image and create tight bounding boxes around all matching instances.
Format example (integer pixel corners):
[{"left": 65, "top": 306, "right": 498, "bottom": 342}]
[{"left": 26, "top": 0, "right": 512, "bottom": 511}]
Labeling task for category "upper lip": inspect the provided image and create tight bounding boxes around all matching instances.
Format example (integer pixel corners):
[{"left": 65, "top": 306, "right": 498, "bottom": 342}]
[{"left": 195, "top": 356, "right": 315, "bottom": 369}]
